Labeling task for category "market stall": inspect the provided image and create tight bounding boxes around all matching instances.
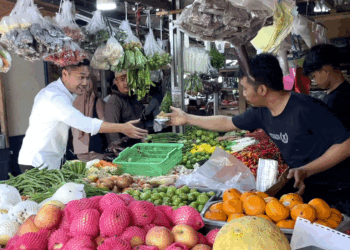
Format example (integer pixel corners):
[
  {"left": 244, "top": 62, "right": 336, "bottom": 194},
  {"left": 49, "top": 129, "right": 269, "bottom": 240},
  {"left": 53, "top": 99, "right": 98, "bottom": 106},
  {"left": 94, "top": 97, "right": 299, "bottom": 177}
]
[{"left": 1, "top": 0, "right": 350, "bottom": 249}]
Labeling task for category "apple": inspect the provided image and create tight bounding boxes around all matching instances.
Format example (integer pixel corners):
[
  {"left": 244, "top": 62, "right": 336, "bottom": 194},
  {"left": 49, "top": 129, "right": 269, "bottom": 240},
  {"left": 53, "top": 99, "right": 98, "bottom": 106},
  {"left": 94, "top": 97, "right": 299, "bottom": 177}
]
[
  {"left": 17, "top": 215, "right": 40, "bottom": 236},
  {"left": 172, "top": 225, "right": 198, "bottom": 249},
  {"left": 146, "top": 226, "right": 174, "bottom": 250},
  {"left": 192, "top": 244, "right": 212, "bottom": 250},
  {"left": 34, "top": 204, "right": 62, "bottom": 229}
]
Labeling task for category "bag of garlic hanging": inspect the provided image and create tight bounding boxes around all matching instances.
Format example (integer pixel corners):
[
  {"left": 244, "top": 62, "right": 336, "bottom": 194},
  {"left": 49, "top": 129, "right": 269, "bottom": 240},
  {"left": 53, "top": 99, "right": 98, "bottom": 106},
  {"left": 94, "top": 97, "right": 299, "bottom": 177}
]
[
  {"left": 0, "top": 0, "right": 42, "bottom": 34},
  {"left": 54, "top": 0, "right": 85, "bottom": 42}
]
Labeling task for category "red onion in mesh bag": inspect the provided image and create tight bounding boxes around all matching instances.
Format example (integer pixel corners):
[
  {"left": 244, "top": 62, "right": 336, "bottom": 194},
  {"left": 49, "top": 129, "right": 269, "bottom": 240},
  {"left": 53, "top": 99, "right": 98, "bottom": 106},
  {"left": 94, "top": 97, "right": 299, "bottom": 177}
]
[
  {"left": 63, "top": 235, "right": 95, "bottom": 250},
  {"left": 128, "top": 201, "right": 156, "bottom": 227},
  {"left": 99, "top": 193, "right": 126, "bottom": 212},
  {"left": 173, "top": 206, "right": 204, "bottom": 230},
  {"left": 97, "top": 237, "right": 131, "bottom": 250},
  {"left": 165, "top": 243, "right": 189, "bottom": 250},
  {"left": 120, "top": 226, "right": 146, "bottom": 248},
  {"left": 118, "top": 194, "right": 135, "bottom": 206},
  {"left": 15, "top": 231, "right": 49, "bottom": 250},
  {"left": 48, "top": 228, "right": 71, "bottom": 250},
  {"left": 99, "top": 204, "right": 130, "bottom": 237},
  {"left": 206, "top": 229, "right": 220, "bottom": 247},
  {"left": 153, "top": 208, "right": 172, "bottom": 229},
  {"left": 70, "top": 209, "right": 100, "bottom": 238}
]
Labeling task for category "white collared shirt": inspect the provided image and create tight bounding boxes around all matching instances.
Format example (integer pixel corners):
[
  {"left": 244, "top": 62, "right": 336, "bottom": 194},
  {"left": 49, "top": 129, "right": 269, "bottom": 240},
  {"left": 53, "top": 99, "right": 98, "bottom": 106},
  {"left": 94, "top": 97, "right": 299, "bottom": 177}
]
[{"left": 18, "top": 78, "right": 103, "bottom": 170}]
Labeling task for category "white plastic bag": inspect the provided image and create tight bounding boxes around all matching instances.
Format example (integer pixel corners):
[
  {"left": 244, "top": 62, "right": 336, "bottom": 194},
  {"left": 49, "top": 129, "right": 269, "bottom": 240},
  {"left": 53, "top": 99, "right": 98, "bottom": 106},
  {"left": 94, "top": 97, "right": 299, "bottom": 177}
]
[
  {"left": 292, "top": 14, "right": 312, "bottom": 48},
  {"left": 91, "top": 44, "right": 110, "bottom": 70},
  {"left": 55, "top": 0, "right": 84, "bottom": 42},
  {"left": 119, "top": 20, "right": 141, "bottom": 44},
  {"left": 102, "top": 37, "right": 124, "bottom": 66},
  {"left": 184, "top": 46, "right": 210, "bottom": 74},
  {"left": 278, "top": 35, "right": 292, "bottom": 76},
  {"left": 0, "top": 184, "right": 22, "bottom": 207},
  {"left": 8, "top": 200, "right": 39, "bottom": 224},
  {"left": 175, "top": 148, "right": 256, "bottom": 192},
  {"left": 84, "top": 10, "right": 107, "bottom": 35},
  {"left": 39, "top": 182, "right": 86, "bottom": 206},
  {"left": 144, "top": 29, "right": 165, "bottom": 57}
]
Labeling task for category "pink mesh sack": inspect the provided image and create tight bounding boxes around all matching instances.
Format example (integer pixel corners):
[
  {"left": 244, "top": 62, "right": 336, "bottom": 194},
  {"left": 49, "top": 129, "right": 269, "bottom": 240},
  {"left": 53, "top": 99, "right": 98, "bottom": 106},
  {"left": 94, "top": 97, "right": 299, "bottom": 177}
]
[
  {"left": 48, "top": 228, "right": 71, "bottom": 250},
  {"left": 142, "top": 224, "right": 157, "bottom": 233},
  {"left": 99, "top": 193, "right": 126, "bottom": 212},
  {"left": 5, "top": 235, "right": 19, "bottom": 250},
  {"left": 120, "top": 226, "right": 146, "bottom": 247},
  {"left": 197, "top": 233, "right": 208, "bottom": 245},
  {"left": 97, "top": 237, "right": 131, "bottom": 250},
  {"left": 153, "top": 208, "right": 172, "bottom": 229},
  {"left": 206, "top": 229, "right": 220, "bottom": 247},
  {"left": 156, "top": 205, "right": 174, "bottom": 223},
  {"left": 173, "top": 206, "right": 204, "bottom": 230},
  {"left": 165, "top": 242, "right": 189, "bottom": 250},
  {"left": 99, "top": 204, "right": 130, "bottom": 237},
  {"left": 63, "top": 235, "right": 95, "bottom": 250},
  {"left": 128, "top": 201, "right": 156, "bottom": 227},
  {"left": 15, "top": 232, "right": 49, "bottom": 250},
  {"left": 118, "top": 194, "right": 135, "bottom": 206},
  {"left": 70, "top": 209, "right": 100, "bottom": 238}
]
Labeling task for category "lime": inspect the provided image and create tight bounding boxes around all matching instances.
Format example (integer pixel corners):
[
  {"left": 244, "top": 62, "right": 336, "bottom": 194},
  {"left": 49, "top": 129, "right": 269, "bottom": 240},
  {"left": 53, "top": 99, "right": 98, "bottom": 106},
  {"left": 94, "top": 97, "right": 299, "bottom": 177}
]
[
  {"left": 144, "top": 190, "right": 152, "bottom": 196},
  {"left": 172, "top": 195, "right": 180, "bottom": 201},
  {"left": 188, "top": 193, "right": 196, "bottom": 202},
  {"left": 152, "top": 189, "right": 159, "bottom": 194},
  {"left": 180, "top": 194, "right": 188, "bottom": 200},
  {"left": 175, "top": 189, "right": 183, "bottom": 196},
  {"left": 133, "top": 190, "right": 141, "bottom": 196},
  {"left": 197, "top": 194, "right": 209, "bottom": 205},
  {"left": 126, "top": 190, "right": 133, "bottom": 195},
  {"left": 140, "top": 193, "right": 151, "bottom": 200},
  {"left": 168, "top": 187, "right": 177, "bottom": 193},
  {"left": 196, "top": 130, "right": 203, "bottom": 137},
  {"left": 198, "top": 204, "right": 204, "bottom": 212},
  {"left": 178, "top": 203, "right": 186, "bottom": 207},
  {"left": 192, "top": 192, "right": 201, "bottom": 198},
  {"left": 151, "top": 194, "right": 161, "bottom": 201},
  {"left": 180, "top": 186, "right": 190, "bottom": 194},
  {"left": 167, "top": 190, "right": 175, "bottom": 197},
  {"left": 190, "top": 188, "right": 198, "bottom": 193},
  {"left": 134, "top": 196, "right": 140, "bottom": 201},
  {"left": 189, "top": 202, "right": 199, "bottom": 209},
  {"left": 207, "top": 191, "right": 216, "bottom": 197},
  {"left": 163, "top": 197, "right": 171, "bottom": 203},
  {"left": 154, "top": 199, "right": 162, "bottom": 206},
  {"left": 172, "top": 199, "right": 181, "bottom": 206},
  {"left": 147, "top": 198, "right": 152, "bottom": 202}
]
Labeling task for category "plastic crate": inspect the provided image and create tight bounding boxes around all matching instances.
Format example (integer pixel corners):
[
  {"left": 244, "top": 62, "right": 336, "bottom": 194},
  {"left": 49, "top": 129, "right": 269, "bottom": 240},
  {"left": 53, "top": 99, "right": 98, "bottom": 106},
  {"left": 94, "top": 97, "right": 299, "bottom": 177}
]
[{"left": 113, "top": 143, "right": 184, "bottom": 177}]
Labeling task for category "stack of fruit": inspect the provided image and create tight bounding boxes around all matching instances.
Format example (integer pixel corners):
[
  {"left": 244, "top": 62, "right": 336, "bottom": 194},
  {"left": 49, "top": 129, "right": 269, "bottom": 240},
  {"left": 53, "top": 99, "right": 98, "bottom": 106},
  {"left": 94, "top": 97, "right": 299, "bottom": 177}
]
[
  {"left": 204, "top": 188, "right": 344, "bottom": 230},
  {"left": 0, "top": 193, "right": 221, "bottom": 250},
  {"left": 125, "top": 186, "right": 216, "bottom": 213}
]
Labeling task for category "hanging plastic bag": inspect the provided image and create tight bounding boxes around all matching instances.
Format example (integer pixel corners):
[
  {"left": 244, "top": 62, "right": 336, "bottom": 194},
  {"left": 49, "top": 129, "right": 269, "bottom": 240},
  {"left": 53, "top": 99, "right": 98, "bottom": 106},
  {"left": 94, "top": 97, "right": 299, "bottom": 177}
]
[
  {"left": 55, "top": 0, "right": 85, "bottom": 42},
  {"left": 292, "top": 14, "right": 313, "bottom": 48},
  {"left": 0, "top": 45, "right": 12, "bottom": 73},
  {"left": 102, "top": 37, "right": 124, "bottom": 66},
  {"left": 44, "top": 41, "right": 88, "bottom": 67},
  {"left": 175, "top": 148, "right": 256, "bottom": 192},
  {"left": 144, "top": 29, "right": 165, "bottom": 57},
  {"left": 90, "top": 45, "right": 110, "bottom": 70},
  {"left": 84, "top": 10, "right": 107, "bottom": 35},
  {"left": 119, "top": 20, "right": 141, "bottom": 44},
  {"left": 277, "top": 35, "right": 292, "bottom": 76}
]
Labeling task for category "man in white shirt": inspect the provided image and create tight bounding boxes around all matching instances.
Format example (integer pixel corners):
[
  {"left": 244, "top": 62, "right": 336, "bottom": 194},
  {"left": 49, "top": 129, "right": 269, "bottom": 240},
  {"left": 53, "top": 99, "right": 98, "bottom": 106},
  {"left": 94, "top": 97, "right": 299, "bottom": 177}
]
[{"left": 18, "top": 60, "right": 147, "bottom": 172}]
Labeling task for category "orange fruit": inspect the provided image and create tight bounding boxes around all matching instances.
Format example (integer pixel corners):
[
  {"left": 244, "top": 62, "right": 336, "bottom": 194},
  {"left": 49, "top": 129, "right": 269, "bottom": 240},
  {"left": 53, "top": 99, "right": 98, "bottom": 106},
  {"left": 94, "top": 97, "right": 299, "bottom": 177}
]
[
  {"left": 309, "top": 198, "right": 331, "bottom": 220},
  {"left": 266, "top": 200, "right": 290, "bottom": 223},
  {"left": 329, "top": 211, "right": 342, "bottom": 224},
  {"left": 223, "top": 199, "right": 243, "bottom": 215},
  {"left": 264, "top": 197, "right": 279, "bottom": 203},
  {"left": 204, "top": 209, "right": 227, "bottom": 221},
  {"left": 210, "top": 202, "right": 224, "bottom": 212},
  {"left": 314, "top": 219, "right": 332, "bottom": 228},
  {"left": 291, "top": 204, "right": 317, "bottom": 222},
  {"left": 255, "top": 214, "right": 273, "bottom": 223},
  {"left": 255, "top": 192, "right": 269, "bottom": 199},
  {"left": 227, "top": 214, "right": 245, "bottom": 222},
  {"left": 240, "top": 191, "right": 255, "bottom": 203},
  {"left": 330, "top": 208, "right": 342, "bottom": 220},
  {"left": 243, "top": 195, "right": 266, "bottom": 216},
  {"left": 326, "top": 217, "right": 341, "bottom": 229},
  {"left": 280, "top": 193, "right": 303, "bottom": 204},
  {"left": 281, "top": 199, "right": 303, "bottom": 210},
  {"left": 276, "top": 219, "right": 296, "bottom": 229},
  {"left": 223, "top": 188, "right": 242, "bottom": 202}
]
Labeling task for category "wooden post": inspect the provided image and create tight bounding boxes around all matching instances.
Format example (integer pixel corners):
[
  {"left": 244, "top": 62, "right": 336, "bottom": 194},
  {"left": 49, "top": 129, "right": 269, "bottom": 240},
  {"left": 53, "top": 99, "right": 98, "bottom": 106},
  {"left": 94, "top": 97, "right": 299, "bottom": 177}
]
[{"left": 0, "top": 73, "right": 9, "bottom": 148}]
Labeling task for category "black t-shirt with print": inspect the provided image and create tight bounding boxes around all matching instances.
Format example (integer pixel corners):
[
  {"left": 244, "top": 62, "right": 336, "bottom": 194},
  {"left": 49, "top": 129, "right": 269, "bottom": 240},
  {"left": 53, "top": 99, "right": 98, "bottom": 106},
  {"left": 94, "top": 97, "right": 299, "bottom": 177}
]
[
  {"left": 322, "top": 81, "right": 350, "bottom": 131},
  {"left": 232, "top": 92, "right": 350, "bottom": 187}
]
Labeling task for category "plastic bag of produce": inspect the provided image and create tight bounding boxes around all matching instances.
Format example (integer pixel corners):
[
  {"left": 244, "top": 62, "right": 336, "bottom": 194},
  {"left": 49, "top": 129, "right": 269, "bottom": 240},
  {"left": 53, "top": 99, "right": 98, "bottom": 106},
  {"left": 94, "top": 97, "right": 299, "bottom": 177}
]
[
  {"left": 0, "top": 45, "right": 12, "bottom": 73},
  {"left": 144, "top": 29, "right": 165, "bottom": 57},
  {"left": 55, "top": 0, "right": 85, "bottom": 42},
  {"left": 292, "top": 14, "right": 312, "bottom": 49},
  {"left": 102, "top": 37, "right": 124, "bottom": 66},
  {"left": 175, "top": 147, "right": 256, "bottom": 192},
  {"left": 84, "top": 10, "right": 108, "bottom": 35},
  {"left": 0, "top": 184, "right": 22, "bottom": 207},
  {"left": 119, "top": 20, "right": 141, "bottom": 44},
  {"left": 90, "top": 45, "right": 110, "bottom": 70}
]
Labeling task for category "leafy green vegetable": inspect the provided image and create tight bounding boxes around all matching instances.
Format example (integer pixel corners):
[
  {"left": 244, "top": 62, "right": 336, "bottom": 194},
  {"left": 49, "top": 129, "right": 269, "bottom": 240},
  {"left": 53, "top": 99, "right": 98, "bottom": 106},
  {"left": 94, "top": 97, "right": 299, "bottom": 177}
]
[
  {"left": 209, "top": 46, "right": 225, "bottom": 70},
  {"left": 159, "top": 92, "right": 172, "bottom": 113}
]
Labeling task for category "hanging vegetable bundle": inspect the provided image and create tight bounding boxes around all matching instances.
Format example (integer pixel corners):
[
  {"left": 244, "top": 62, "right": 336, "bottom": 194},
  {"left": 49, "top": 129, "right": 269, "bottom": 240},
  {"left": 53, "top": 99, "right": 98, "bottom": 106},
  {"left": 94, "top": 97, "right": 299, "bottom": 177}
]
[
  {"left": 159, "top": 92, "right": 172, "bottom": 114},
  {"left": 54, "top": 0, "right": 85, "bottom": 42},
  {"left": 112, "top": 42, "right": 147, "bottom": 71},
  {"left": 185, "top": 72, "right": 204, "bottom": 96},
  {"left": 209, "top": 45, "right": 225, "bottom": 70},
  {"left": 0, "top": 45, "right": 12, "bottom": 73},
  {"left": 127, "top": 64, "right": 155, "bottom": 101},
  {"left": 44, "top": 41, "right": 88, "bottom": 67}
]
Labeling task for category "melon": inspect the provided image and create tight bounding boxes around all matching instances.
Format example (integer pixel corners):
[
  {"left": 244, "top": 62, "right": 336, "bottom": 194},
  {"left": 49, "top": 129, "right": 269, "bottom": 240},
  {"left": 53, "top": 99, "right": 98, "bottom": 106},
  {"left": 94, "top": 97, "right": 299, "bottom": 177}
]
[{"left": 213, "top": 216, "right": 291, "bottom": 250}]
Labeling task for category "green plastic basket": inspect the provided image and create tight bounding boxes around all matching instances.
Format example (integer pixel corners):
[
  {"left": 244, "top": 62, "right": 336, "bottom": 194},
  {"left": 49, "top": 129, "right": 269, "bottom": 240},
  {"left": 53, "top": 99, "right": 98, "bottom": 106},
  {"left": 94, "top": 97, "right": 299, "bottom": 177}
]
[{"left": 113, "top": 143, "right": 184, "bottom": 177}]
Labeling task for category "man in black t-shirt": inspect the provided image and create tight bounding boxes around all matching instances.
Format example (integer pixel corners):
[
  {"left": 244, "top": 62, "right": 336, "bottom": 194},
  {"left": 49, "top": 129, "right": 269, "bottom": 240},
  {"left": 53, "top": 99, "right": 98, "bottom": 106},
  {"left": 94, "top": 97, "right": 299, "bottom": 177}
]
[
  {"left": 303, "top": 44, "right": 350, "bottom": 130},
  {"left": 166, "top": 54, "right": 350, "bottom": 214}
]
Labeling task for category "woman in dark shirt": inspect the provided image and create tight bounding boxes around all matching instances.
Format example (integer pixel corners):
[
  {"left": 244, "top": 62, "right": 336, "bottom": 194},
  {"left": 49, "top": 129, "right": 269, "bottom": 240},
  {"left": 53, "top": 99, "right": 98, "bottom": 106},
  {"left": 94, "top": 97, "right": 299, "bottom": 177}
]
[{"left": 303, "top": 44, "right": 350, "bottom": 130}]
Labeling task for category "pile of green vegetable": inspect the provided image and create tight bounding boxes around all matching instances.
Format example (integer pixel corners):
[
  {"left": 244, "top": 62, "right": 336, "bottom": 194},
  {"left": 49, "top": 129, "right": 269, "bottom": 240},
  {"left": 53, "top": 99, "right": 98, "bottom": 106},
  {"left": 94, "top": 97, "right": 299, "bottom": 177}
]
[
  {"left": 0, "top": 163, "right": 109, "bottom": 202},
  {"left": 148, "top": 52, "right": 172, "bottom": 71},
  {"left": 159, "top": 92, "right": 172, "bottom": 113},
  {"left": 145, "top": 132, "right": 182, "bottom": 143},
  {"left": 185, "top": 72, "right": 204, "bottom": 95},
  {"left": 125, "top": 185, "right": 216, "bottom": 212}
]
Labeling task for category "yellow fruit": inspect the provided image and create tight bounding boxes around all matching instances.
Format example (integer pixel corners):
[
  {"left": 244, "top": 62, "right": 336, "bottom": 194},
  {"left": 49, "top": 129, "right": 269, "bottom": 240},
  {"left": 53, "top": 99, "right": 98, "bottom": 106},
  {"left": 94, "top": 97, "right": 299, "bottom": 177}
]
[
  {"left": 308, "top": 198, "right": 331, "bottom": 220},
  {"left": 213, "top": 217, "right": 291, "bottom": 250}
]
